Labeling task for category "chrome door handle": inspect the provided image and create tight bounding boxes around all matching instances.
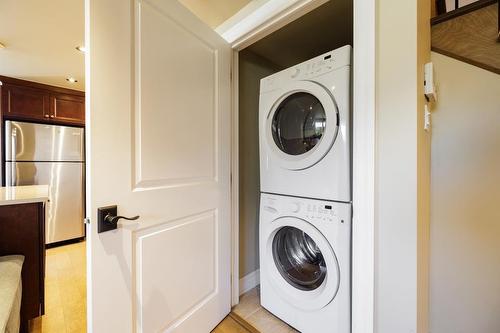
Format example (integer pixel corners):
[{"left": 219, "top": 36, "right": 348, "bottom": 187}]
[{"left": 97, "top": 205, "right": 140, "bottom": 233}]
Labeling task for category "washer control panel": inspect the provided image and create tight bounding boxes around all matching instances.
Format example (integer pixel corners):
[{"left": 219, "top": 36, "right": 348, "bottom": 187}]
[
  {"left": 261, "top": 194, "right": 345, "bottom": 223},
  {"left": 305, "top": 203, "right": 336, "bottom": 222}
]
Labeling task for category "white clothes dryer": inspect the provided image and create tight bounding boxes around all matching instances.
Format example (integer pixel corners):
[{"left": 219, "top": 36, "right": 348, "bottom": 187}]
[
  {"left": 259, "top": 45, "right": 351, "bottom": 202},
  {"left": 259, "top": 193, "right": 351, "bottom": 333}
]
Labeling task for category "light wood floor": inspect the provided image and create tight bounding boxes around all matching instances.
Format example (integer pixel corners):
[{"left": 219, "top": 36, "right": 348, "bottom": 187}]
[
  {"left": 232, "top": 287, "right": 298, "bottom": 333},
  {"left": 29, "top": 241, "right": 86, "bottom": 333},
  {"left": 212, "top": 316, "right": 251, "bottom": 333},
  {"left": 25, "top": 241, "right": 259, "bottom": 333}
]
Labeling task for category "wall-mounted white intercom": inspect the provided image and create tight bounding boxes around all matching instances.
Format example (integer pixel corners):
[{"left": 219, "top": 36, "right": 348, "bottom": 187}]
[{"left": 424, "top": 62, "right": 437, "bottom": 102}]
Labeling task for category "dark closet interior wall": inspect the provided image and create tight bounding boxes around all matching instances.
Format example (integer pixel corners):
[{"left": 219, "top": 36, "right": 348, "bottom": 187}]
[
  {"left": 238, "top": 51, "right": 281, "bottom": 279},
  {"left": 246, "top": 0, "right": 353, "bottom": 67},
  {"left": 238, "top": 0, "right": 353, "bottom": 281}
]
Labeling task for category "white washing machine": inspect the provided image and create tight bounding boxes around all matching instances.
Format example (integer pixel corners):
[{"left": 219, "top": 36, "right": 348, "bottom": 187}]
[
  {"left": 259, "top": 193, "right": 351, "bottom": 333},
  {"left": 259, "top": 45, "right": 351, "bottom": 202}
]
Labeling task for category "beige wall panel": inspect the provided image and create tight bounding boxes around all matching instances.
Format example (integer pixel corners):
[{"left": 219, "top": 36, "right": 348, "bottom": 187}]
[
  {"left": 430, "top": 52, "right": 500, "bottom": 333},
  {"left": 375, "top": 0, "right": 430, "bottom": 332}
]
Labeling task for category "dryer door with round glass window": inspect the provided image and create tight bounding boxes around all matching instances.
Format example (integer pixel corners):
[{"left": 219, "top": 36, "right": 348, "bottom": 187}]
[
  {"left": 265, "top": 81, "right": 339, "bottom": 171},
  {"left": 264, "top": 217, "right": 340, "bottom": 310},
  {"left": 272, "top": 93, "right": 326, "bottom": 156},
  {"left": 272, "top": 226, "right": 327, "bottom": 291}
]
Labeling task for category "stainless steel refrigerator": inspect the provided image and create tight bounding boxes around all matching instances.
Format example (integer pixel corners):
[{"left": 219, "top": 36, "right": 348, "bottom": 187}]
[{"left": 5, "top": 121, "right": 85, "bottom": 244}]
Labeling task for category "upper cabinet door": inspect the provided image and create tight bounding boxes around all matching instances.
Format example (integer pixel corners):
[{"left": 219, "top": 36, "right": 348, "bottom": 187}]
[
  {"left": 0, "top": 80, "right": 85, "bottom": 126},
  {"left": 50, "top": 94, "right": 85, "bottom": 125},
  {"left": 2, "top": 84, "right": 50, "bottom": 121},
  {"left": 88, "top": 0, "right": 232, "bottom": 332}
]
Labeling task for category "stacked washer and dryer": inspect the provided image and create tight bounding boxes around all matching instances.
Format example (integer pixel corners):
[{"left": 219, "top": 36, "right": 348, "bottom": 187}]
[{"left": 258, "top": 45, "right": 352, "bottom": 333}]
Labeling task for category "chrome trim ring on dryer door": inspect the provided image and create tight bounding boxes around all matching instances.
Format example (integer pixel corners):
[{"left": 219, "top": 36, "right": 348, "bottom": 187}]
[
  {"left": 265, "top": 216, "right": 340, "bottom": 311},
  {"left": 265, "top": 80, "right": 339, "bottom": 171}
]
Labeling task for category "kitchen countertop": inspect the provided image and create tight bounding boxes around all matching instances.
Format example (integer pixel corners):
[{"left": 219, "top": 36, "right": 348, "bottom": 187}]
[{"left": 0, "top": 185, "right": 49, "bottom": 206}]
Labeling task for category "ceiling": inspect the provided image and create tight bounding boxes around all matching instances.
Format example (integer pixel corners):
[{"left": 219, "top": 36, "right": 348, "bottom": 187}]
[
  {"left": 0, "top": 0, "right": 251, "bottom": 92},
  {"left": 0, "top": 0, "right": 351, "bottom": 92},
  {"left": 0, "top": 0, "right": 85, "bottom": 91},
  {"left": 244, "top": 0, "right": 353, "bottom": 69}
]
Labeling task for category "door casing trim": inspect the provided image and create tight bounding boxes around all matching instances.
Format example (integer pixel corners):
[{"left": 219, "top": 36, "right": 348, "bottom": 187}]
[{"left": 224, "top": 1, "right": 376, "bottom": 333}]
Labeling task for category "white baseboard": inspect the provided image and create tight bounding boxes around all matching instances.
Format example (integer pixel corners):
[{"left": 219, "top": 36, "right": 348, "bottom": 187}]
[{"left": 239, "top": 269, "right": 260, "bottom": 295}]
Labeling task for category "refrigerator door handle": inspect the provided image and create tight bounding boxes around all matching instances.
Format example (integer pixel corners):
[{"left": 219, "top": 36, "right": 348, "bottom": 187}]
[
  {"left": 11, "top": 128, "right": 17, "bottom": 162},
  {"left": 10, "top": 165, "right": 16, "bottom": 186},
  {"left": 10, "top": 129, "right": 17, "bottom": 186},
  {"left": 5, "top": 166, "right": 11, "bottom": 186}
]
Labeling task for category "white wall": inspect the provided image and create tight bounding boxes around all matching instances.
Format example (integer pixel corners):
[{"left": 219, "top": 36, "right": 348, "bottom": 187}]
[
  {"left": 375, "top": 0, "right": 430, "bottom": 331},
  {"left": 430, "top": 52, "right": 500, "bottom": 333}
]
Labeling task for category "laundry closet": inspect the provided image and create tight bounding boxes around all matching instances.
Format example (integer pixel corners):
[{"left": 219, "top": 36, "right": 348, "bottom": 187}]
[{"left": 234, "top": 1, "right": 353, "bottom": 332}]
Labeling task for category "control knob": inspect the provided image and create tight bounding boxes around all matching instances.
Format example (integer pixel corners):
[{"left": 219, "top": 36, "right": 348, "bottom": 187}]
[
  {"left": 288, "top": 202, "right": 301, "bottom": 213},
  {"left": 291, "top": 67, "right": 300, "bottom": 78}
]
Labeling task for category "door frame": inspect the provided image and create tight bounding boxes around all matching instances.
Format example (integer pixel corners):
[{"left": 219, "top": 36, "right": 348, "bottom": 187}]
[{"left": 224, "top": 1, "right": 376, "bottom": 332}]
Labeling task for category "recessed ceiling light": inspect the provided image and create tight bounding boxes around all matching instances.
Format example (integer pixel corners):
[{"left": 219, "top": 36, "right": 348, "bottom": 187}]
[
  {"left": 66, "top": 77, "right": 78, "bottom": 83},
  {"left": 76, "top": 45, "right": 86, "bottom": 53}
]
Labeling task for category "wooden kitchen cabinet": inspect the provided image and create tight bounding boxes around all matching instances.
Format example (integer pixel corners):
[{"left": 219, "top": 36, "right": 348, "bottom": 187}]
[
  {"left": 0, "top": 202, "right": 45, "bottom": 332},
  {"left": 0, "top": 76, "right": 85, "bottom": 126},
  {"left": 1, "top": 84, "right": 50, "bottom": 121},
  {"left": 50, "top": 93, "right": 85, "bottom": 124}
]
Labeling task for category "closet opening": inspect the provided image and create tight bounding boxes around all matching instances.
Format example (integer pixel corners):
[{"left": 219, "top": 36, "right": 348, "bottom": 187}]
[{"left": 234, "top": 0, "right": 353, "bottom": 331}]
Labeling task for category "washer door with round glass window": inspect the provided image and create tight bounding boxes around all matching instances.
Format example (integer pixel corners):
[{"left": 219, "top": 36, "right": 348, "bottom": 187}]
[
  {"left": 264, "top": 216, "right": 340, "bottom": 311},
  {"left": 265, "top": 80, "right": 339, "bottom": 171}
]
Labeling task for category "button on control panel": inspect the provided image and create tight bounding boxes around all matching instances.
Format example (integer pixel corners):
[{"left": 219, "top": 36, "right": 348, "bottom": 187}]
[{"left": 291, "top": 67, "right": 300, "bottom": 78}]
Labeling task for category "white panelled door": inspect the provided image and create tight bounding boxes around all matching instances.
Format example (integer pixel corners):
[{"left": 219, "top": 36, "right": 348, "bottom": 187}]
[{"left": 86, "top": 0, "right": 232, "bottom": 332}]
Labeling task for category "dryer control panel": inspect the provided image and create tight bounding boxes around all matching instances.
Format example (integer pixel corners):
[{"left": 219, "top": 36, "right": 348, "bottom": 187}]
[
  {"left": 290, "top": 56, "right": 336, "bottom": 80},
  {"left": 260, "top": 45, "right": 352, "bottom": 93}
]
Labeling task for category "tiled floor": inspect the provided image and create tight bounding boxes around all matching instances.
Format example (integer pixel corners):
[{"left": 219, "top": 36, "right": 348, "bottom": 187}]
[
  {"left": 232, "top": 286, "right": 299, "bottom": 333},
  {"left": 29, "top": 241, "right": 87, "bottom": 333}
]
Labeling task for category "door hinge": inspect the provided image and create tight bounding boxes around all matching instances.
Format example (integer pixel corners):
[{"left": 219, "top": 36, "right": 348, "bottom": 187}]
[{"left": 84, "top": 218, "right": 91, "bottom": 225}]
